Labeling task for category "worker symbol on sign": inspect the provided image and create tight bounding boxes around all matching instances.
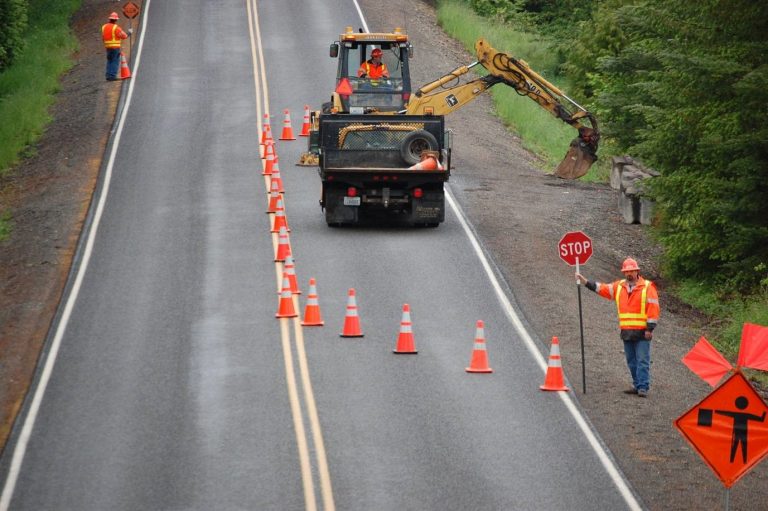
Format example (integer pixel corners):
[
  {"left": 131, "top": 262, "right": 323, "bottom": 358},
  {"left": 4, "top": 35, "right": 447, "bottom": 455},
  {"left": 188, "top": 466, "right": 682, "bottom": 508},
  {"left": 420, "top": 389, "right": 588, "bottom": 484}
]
[{"left": 698, "top": 396, "right": 767, "bottom": 463}]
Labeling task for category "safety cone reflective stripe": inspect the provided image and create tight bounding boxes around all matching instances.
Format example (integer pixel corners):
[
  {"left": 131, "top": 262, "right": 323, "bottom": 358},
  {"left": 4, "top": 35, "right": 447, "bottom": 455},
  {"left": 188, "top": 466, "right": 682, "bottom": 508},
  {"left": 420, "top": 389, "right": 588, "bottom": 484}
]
[
  {"left": 393, "top": 304, "right": 417, "bottom": 354},
  {"left": 283, "top": 254, "right": 301, "bottom": 294},
  {"left": 279, "top": 109, "right": 296, "bottom": 140},
  {"left": 119, "top": 52, "right": 131, "bottom": 79},
  {"left": 466, "top": 320, "right": 493, "bottom": 373},
  {"left": 274, "top": 226, "right": 291, "bottom": 262},
  {"left": 301, "top": 278, "right": 324, "bottom": 326},
  {"left": 540, "top": 336, "right": 569, "bottom": 391},
  {"left": 340, "top": 288, "right": 364, "bottom": 337},
  {"left": 300, "top": 105, "right": 311, "bottom": 137},
  {"left": 275, "top": 274, "right": 298, "bottom": 318},
  {"left": 271, "top": 196, "right": 290, "bottom": 233},
  {"left": 262, "top": 140, "right": 275, "bottom": 174},
  {"left": 261, "top": 114, "right": 271, "bottom": 145},
  {"left": 270, "top": 162, "right": 284, "bottom": 193},
  {"left": 266, "top": 180, "right": 281, "bottom": 213}
]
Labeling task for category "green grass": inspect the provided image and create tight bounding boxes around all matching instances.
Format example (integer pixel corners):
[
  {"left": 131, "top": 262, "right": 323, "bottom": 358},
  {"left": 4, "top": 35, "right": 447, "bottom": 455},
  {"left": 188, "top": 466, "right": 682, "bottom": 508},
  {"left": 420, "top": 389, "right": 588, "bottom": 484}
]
[
  {"left": 0, "top": 0, "right": 80, "bottom": 237},
  {"left": 436, "top": 0, "right": 605, "bottom": 180}
]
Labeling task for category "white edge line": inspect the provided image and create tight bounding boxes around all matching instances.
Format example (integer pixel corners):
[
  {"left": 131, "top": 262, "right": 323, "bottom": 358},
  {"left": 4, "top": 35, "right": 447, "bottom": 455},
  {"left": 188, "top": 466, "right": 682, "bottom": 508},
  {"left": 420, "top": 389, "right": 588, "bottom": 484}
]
[
  {"left": 350, "top": 5, "right": 640, "bottom": 507},
  {"left": 0, "top": 2, "right": 152, "bottom": 508},
  {"left": 445, "top": 186, "right": 642, "bottom": 511}
]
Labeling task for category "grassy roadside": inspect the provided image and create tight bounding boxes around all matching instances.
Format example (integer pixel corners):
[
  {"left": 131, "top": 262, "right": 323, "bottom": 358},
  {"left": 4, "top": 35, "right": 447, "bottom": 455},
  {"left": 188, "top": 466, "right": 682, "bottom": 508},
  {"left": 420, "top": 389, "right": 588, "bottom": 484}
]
[
  {"left": 0, "top": 0, "right": 81, "bottom": 241},
  {"left": 436, "top": 0, "right": 611, "bottom": 182},
  {"left": 435, "top": 0, "right": 768, "bottom": 371}
]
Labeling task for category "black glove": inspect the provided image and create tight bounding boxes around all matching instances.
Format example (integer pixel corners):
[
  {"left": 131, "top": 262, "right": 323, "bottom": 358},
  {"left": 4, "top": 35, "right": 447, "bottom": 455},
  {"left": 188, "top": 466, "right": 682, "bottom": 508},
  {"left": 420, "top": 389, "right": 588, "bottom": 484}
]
[{"left": 359, "top": 73, "right": 366, "bottom": 78}]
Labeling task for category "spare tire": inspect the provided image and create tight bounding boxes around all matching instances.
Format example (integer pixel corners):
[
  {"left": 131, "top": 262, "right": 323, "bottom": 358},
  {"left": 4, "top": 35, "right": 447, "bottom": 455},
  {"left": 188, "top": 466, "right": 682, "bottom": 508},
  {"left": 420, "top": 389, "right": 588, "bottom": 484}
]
[{"left": 400, "top": 130, "right": 439, "bottom": 165}]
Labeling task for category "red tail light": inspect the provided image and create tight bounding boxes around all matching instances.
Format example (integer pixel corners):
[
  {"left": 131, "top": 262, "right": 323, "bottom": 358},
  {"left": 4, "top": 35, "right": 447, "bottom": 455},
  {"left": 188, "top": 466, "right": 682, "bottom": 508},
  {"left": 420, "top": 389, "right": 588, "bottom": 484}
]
[
  {"left": 347, "top": 187, "right": 357, "bottom": 197},
  {"left": 412, "top": 188, "right": 423, "bottom": 198},
  {"left": 402, "top": 92, "right": 411, "bottom": 101}
]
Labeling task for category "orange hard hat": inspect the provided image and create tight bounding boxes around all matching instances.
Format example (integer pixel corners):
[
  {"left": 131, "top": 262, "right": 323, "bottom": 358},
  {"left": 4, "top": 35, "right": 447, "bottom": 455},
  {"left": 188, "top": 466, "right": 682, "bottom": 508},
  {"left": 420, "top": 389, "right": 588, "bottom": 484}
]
[
  {"left": 371, "top": 48, "right": 383, "bottom": 57},
  {"left": 621, "top": 257, "right": 640, "bottom": 272},
  {"left": 109, "top": 12, "right": 119, "bottom": 20}
]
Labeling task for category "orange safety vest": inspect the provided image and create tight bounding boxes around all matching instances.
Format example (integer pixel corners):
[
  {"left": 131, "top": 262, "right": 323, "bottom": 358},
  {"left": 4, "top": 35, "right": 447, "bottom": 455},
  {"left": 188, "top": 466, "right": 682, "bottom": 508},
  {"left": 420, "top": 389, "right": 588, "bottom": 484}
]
[
  {"left": 102, "top": 23, "right": 127, "bottom": 49},
  {"left": 596, "top": 277, "right": 659, "bottom": 330},
  {"left": 358, "top": 61, "right": 388, "bottom": 79}
]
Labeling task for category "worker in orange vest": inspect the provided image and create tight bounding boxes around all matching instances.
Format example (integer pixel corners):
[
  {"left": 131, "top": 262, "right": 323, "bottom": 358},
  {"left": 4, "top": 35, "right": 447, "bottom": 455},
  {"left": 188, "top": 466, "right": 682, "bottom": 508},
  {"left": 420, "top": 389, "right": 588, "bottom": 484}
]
[
  {"left": 577, "top": 257, "right": 660, "bottom": 397},
  {"left": 357, "top": 48, "right": 389, "bottom": 80},
  {"left": 102, "top": 12, "right": 132, "bottom": 81}
]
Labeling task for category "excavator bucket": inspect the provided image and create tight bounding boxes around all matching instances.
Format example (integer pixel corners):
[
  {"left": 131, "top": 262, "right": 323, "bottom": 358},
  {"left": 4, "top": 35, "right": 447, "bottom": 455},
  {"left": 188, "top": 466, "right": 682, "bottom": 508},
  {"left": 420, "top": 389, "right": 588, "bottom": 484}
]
[{"left": 555, "top": 137, "right": 597, "bottom": 179}]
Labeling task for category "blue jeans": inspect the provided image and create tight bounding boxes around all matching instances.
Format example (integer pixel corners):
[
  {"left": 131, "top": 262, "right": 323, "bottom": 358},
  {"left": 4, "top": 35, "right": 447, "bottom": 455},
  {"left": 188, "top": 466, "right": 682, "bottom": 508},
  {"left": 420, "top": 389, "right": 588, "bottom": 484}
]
[
  {"left": 623, "top": 339, "right": 651, "bottom": 391},
  {"left": 106, "top": 48, "right": 121, "bottom": 79}
]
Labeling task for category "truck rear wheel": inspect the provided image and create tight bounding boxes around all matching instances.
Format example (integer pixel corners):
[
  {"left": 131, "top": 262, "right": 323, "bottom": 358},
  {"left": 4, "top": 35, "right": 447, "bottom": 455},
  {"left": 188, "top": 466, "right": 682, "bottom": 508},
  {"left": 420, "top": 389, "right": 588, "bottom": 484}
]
[{"left": 400, "top": 130, "right": 439, "bottom": 165}]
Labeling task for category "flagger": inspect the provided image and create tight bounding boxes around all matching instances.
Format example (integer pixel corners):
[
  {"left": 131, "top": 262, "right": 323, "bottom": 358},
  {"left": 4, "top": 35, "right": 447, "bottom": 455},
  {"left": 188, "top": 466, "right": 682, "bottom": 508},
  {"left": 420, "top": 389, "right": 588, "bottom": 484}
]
[
  {"left": 576, "top": 258, "right": 660, "bottom": 398},
  {"left": 101, "top": 12, "right": 132, "bottom": 81}
]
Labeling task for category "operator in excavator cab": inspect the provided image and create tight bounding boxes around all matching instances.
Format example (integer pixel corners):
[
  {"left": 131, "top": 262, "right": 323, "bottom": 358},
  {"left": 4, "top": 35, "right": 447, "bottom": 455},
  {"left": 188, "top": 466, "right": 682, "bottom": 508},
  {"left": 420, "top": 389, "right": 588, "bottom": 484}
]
[{"left": 357, "top": 48, "right": 389, "bottom": 81}]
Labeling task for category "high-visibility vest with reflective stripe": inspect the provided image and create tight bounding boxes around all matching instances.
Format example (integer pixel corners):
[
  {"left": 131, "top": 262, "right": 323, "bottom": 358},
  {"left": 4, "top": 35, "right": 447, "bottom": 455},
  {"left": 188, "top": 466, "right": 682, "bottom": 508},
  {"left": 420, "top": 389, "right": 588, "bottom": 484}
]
[
  {"left": 596, "top": 277, "right": 659, "bottom": 330},
  {"left": 102, "top": 23, "right": 126, "bottom": 49},
  {"left": 358, "top": 61, "right": 388, "bottom": 79}
]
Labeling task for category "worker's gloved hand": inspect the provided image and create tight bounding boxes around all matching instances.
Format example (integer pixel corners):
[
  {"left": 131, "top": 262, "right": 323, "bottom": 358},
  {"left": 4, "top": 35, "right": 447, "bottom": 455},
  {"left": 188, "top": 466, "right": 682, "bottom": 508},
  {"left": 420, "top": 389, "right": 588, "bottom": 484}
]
[
  {"left": 359, "top": 73, "right": 366, "bottom": 79},
  {"left": 128, "top": 28, "right": 133, "bottom": 35}
]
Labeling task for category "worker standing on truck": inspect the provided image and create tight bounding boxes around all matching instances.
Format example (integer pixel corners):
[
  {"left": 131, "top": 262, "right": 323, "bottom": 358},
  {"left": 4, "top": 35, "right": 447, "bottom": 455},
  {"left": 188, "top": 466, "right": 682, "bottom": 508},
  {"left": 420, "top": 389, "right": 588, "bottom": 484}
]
[
  {"left": 102, "top": 12, "right": 132, "bottom": 81},
  {"left": 576, "top": 258, "right": 659, "bottom": 398},
  {"left": 357, "top": 48, "right": 389, "bottom": 79}
]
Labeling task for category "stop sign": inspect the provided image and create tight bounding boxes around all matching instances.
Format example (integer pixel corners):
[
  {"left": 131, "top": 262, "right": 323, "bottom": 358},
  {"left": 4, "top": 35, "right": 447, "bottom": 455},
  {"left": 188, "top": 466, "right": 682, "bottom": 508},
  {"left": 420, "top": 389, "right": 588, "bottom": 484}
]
[{"left": 558, "top": 231, "right": 593, "bottom": 266}]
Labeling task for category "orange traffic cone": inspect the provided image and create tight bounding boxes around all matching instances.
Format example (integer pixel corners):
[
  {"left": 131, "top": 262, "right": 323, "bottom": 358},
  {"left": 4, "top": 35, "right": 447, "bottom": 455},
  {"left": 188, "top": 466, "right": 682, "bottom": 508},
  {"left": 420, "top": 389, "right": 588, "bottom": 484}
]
[
  {"left": 119, "top": 52, "right": 131, "bottom": 79},
  {"left": 266, "top": 179, "right": 281, "bottom": 213},
  {"left": 271, "top": 196, "right": 290, "bottom": 233},
  {"left": 270, "top": 161, "right": 285, "bottom": 193},
  {"left": 301, "top": 278, "right": 324, "bottom": 326},
  {"left": 466, "top": 320, "right": 493, "bottom": 373},
  {"left": 274, "top": 226, "right": 291, "bottom": 262},
  {"left": 340, "top": 288, "right": 364, "bottom": 337},
  {"left": 300, "top": 105, "right": 311, "bottom": 137},
  {"left": 540, "top": 337, "right": 569, "bottom": 391},
  {"left": 283, "top": 254, "right": 301, "bottom": 294},
  {"left": 393, "top": 304, "right": 417, "bottom": 354},
  {"left": 261, "top": 113, "right": 271, "bottom": 145},
  {"left": 262, "top": 140, "right": 275, "bottom": 174},
  {"left": 275, "top": 273, "right": 298, "bottom": 318},
  {"left": 408, "top": 151, "right": 442, "bottom": 171},
  {"left": 279, "top": 109, "right": 296, "bottom": 140}
]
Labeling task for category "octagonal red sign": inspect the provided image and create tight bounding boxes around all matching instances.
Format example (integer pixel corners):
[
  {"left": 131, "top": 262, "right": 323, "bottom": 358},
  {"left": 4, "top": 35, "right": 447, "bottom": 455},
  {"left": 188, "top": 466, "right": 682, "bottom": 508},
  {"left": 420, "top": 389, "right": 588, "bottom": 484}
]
[{"left": 558, "top": 231, "right": 593, "bottom": 266}]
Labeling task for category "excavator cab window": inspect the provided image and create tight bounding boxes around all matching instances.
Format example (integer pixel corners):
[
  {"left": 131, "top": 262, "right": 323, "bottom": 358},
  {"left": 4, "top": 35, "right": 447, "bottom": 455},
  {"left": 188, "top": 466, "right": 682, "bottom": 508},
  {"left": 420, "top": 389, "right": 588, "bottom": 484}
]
[{"left": 337, "top": 41, "right": 412, "bottom": 113}]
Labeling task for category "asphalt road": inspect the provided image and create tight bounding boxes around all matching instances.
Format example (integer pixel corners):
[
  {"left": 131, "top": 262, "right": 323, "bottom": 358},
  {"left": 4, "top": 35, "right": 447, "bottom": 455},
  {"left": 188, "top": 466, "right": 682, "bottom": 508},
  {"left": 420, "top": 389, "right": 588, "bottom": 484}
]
[{"left": 0, "top": 1, "right": 641, "bottom": 509}]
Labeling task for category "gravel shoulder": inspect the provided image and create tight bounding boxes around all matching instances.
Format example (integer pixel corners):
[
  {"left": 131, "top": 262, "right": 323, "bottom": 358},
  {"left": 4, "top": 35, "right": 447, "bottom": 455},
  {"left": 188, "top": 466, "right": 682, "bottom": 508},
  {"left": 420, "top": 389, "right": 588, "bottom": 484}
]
[{"left": 1, "top": 1, "right": 766, "bottom": 509}]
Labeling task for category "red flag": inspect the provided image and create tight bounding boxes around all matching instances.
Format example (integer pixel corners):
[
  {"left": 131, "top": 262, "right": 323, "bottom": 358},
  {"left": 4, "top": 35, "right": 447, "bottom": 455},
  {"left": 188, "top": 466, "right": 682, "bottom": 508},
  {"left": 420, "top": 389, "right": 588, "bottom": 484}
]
[
  {"left": 737, "top": 323, "right": 768, "bottom": 370},
  {"left": 681, "top": 336, "right": 733, "bottom": 387}
]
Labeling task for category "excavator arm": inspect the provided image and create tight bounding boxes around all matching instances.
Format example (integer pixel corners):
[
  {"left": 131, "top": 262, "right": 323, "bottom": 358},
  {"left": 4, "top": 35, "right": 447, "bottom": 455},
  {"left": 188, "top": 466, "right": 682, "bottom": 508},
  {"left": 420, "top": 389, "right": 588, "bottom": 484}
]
[{"left": 405, "top": 39, "right": 600, "bottom": 178}]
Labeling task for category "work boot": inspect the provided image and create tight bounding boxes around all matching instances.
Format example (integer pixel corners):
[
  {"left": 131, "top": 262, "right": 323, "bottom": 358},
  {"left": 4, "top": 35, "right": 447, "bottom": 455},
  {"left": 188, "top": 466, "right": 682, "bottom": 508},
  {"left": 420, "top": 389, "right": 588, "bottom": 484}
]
[{"left": 637, "top": 389, "right": 648, "bottom": 398}]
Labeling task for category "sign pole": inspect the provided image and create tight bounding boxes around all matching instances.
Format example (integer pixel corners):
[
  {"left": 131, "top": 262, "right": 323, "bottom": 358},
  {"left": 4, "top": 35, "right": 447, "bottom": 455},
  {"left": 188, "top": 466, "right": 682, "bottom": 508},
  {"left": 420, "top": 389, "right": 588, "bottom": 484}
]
[
  {"left": 576, "top": 257, "right": 586, "bottom": 394},
  {"left": 724, "top": 488, "right": 730, "bottom": 511}
]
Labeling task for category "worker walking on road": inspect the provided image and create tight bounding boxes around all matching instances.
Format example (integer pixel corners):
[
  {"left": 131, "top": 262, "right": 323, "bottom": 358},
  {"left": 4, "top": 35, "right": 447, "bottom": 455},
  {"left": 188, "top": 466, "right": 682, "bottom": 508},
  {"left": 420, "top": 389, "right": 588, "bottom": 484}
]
[
  {"left": 576, "top": 258, "right": 659, "bottom": 397},
  {"left": 102, "top": 12, "right": 132, "bottom": 81}
]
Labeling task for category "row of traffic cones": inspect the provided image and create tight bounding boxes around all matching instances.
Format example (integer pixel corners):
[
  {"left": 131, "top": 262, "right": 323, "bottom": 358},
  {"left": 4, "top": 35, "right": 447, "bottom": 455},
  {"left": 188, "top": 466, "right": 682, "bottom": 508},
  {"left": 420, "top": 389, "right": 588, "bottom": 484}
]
[{"left": 260, "top": 104, "right": 567, "bottom": 388}]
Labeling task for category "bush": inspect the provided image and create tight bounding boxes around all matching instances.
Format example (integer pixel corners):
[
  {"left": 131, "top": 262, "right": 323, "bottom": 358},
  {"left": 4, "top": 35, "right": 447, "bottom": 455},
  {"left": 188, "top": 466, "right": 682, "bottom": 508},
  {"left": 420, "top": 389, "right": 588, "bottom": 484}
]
[{"left": 0, "top": 0, "right": 28, "bottom": 71}]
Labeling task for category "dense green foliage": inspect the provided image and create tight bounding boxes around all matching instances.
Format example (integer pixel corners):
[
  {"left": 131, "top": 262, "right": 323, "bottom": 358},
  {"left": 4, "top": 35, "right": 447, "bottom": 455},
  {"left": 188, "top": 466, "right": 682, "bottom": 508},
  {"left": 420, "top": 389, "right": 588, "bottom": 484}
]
[
  {"left": 0, "top": 0, "right": 28, "bottom": 71},
  {"left": 459, "top": 0, "right": 768, "bottom": 295}
]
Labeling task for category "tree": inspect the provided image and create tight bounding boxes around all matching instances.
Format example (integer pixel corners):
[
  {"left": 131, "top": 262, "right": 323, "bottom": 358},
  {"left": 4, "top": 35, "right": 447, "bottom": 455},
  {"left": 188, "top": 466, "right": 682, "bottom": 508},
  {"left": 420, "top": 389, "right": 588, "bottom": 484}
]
[{"left": 0, "top": 0, "right": 28, "bottom": 71}]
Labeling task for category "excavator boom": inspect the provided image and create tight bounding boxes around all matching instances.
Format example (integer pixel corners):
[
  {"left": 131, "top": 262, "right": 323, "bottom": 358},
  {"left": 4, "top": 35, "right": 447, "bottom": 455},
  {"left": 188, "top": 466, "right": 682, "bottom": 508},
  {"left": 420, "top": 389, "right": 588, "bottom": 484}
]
[{"left": 404, "top": 39, "right": 600, "bottom": 178}]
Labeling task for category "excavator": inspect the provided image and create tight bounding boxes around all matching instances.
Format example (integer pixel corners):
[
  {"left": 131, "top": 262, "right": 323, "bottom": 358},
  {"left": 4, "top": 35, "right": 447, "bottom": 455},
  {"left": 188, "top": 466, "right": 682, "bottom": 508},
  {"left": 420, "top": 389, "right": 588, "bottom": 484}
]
[
  {"left": 300, "top": 27, "right": 599, "bottom": 180},
  {"left": 303, "top": 27, "right": 600, "bottom": 226}
]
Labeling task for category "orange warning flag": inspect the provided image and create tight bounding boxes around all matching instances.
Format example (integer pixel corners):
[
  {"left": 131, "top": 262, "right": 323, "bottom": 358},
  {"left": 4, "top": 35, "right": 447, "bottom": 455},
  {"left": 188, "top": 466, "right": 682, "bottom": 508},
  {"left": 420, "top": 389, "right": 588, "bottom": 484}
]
[
  {"left": 737, "top": 323, "right": 768, "bottom": 371},
  {"left": 682, "top": 336, "right": 733, "bottom": 387}
]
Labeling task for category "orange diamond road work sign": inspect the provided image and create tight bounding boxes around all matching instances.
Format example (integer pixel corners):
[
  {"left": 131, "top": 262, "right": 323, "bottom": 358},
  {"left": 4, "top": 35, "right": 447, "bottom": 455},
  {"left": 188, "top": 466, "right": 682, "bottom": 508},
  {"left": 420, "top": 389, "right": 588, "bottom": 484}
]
[
  {"left": 122, "top": 2, "right": 140, "bottom": 19},
  {"left": 675, "top": 371, "right": 768, "bottom": 488}
]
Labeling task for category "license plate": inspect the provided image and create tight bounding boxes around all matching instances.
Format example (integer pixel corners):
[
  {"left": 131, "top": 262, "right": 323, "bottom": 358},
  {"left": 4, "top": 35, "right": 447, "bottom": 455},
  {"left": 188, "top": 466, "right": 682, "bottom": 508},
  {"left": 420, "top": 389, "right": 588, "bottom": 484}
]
[{"left": 343, "top": 197, "right": 361, "bottom": 206}]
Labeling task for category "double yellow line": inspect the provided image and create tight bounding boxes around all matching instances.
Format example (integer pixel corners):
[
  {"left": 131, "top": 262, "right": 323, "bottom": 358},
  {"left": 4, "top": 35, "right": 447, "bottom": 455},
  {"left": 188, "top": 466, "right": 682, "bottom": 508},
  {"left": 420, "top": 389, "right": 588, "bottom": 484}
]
[{"left": 245, "top": 2, "right": 335, "bottom": 510}]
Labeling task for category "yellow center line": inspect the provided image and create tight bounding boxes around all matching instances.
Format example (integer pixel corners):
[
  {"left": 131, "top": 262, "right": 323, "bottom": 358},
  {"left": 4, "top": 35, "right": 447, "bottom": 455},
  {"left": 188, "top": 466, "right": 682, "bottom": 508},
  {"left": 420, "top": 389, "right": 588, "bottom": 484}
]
[{"left": 247, "top": 1, "right": 335, "bottom": 509}]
